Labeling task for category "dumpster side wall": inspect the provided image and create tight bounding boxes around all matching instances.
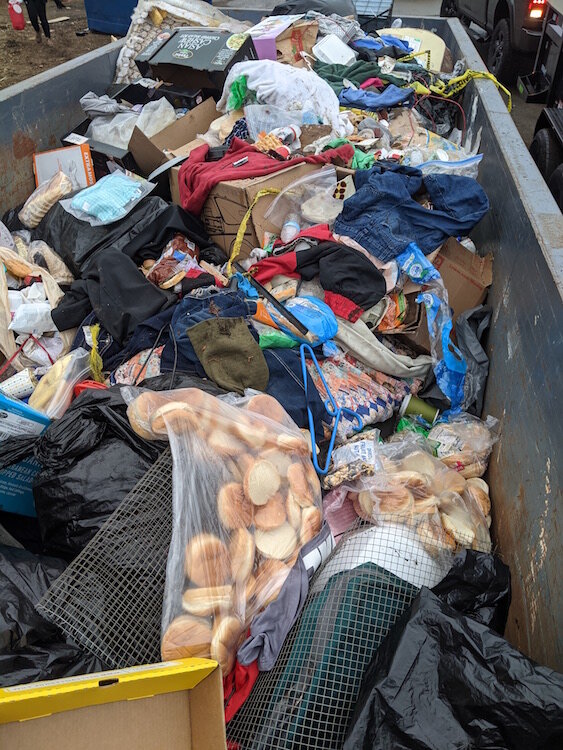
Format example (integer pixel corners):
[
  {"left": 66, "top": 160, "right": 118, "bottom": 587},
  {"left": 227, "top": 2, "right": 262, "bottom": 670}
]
[
  {"left": 0, "top": 20, "right": 561, "bottom": 670},
  {"left": 0, "top": 41, "right": 123, "bottom": 217}
]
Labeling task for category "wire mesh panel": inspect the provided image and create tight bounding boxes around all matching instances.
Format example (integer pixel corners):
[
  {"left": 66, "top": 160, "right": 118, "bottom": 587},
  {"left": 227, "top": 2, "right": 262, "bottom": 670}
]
[
  {"left": 37, "top": 448, "right": 174, "bottom": 669},
  {"left": 355, "top": 0, "right": 394, "bottom": 19},
  {"left": 226, "top": 516, "right": 450, "bottom": 750}
]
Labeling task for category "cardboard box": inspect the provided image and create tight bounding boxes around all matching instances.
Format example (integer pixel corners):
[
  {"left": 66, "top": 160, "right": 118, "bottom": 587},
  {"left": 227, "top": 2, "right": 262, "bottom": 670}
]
[
  {"left": 130, "top": 96, "right": 220, "bottom": 177},
  {"left": 0, "top": 394, "right": 50, "bottom": 517},
  {"left": 248, "top": 15, "right": 318, "bottom": 66},
  {"left": 137, "top": 28, "right": 257, "bottom": 94},
  {"left": 33, "top": 145, "right": 95, "bottom": 189},
  {"left": 61, "top": 118, "right": 139, "bottom": 181},
  {"left": 0, "top": 658, "right": 226, "bottom": 750},
  {"left": 171, "top": 162, "right": 322, "bottom": 260},
  {"left": 397, "top": 238, "right": 493, "bottom": 353}
]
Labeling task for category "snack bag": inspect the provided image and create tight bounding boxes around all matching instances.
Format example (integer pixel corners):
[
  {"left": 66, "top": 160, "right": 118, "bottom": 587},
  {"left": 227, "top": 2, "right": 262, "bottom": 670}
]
[
  {"left": 428, "top": 413, "right": 498, "bottom": 478},
  {"left": 126, "top": 388, "right": 323, "bottom": 675}
]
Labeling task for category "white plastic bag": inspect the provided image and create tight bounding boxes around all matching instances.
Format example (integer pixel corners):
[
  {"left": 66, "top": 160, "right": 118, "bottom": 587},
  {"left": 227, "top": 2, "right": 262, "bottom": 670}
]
[
  {"left": 60, "top": 172, "right": 155, "bottom": 226},
  {"left": 136, "top": 97, "right": 176, "bottom": 138},
  {"left": 265, "top": 166, "right": 340, "bottom": 229}
]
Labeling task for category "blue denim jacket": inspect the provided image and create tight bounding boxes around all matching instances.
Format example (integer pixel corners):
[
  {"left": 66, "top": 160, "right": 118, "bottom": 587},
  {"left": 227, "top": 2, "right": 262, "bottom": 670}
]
[{"left": 334, "top": 165, "right": 489, "bottom": 262}]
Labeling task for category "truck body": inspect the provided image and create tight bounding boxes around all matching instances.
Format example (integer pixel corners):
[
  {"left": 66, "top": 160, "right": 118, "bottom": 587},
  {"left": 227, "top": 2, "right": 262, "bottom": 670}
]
[{"left": 0, "top": 16, "right": 562, "bottom": 671}]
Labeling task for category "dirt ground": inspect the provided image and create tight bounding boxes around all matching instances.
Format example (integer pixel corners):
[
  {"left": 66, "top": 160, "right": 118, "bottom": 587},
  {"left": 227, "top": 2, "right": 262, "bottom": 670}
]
[{"left": 0, "top": 1, "right": 111, "bottom": 90}]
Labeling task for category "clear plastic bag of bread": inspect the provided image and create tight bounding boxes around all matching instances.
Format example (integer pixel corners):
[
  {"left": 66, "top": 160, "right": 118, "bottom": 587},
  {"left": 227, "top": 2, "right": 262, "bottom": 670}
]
[
  {"left": 125, "top": 387, "right": 322, "bottom": 675},
  {"left": 428, "top": 413, "right": 499, "bottom": 479},
  {"left": 18, "top": 171, "right": 73, "bottom": 229},
  {"left": 346, "top": 433, "right": 492, "bottom": 555}
]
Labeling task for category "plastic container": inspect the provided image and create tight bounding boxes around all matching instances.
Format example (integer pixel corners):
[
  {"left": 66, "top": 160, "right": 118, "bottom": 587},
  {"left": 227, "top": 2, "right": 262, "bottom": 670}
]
[{"left": 313, "top": 34, "right": 357, "bottom": 66}]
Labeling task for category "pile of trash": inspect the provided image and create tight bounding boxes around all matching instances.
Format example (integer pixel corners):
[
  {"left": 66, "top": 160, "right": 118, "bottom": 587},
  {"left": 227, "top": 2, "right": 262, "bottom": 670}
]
[{"left": 1, "top": 3, "right": 562, "bottom": 748}]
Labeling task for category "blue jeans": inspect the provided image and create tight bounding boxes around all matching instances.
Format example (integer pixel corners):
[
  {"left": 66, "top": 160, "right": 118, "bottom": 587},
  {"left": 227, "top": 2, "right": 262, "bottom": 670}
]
[{"left": 334, "top": 164, "right": 489, "bottom": 262}]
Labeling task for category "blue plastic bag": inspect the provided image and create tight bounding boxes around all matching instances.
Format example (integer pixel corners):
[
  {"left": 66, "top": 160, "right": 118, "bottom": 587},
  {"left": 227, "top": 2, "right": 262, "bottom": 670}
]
[{"left": 269, "top": 296, "right": 338, "bottom": 347}]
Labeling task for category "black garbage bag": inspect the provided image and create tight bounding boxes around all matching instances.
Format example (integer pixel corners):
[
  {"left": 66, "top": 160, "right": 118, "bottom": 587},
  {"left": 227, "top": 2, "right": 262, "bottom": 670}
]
[
  {"left": 32, "top": 387, "right": 165, "bottom": 559},
  {"left": 457, "top": 305, "right": 492, "bottom": 415},
  {"left": 344, "top": 551, "right": 563, "bottom": 750},
  {"left": 0, "top": 545, "right": 106, "bottom": 686}
]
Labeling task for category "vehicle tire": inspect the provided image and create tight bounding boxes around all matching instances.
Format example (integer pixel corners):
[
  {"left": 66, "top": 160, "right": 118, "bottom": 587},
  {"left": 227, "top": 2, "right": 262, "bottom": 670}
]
[
  {"left": 440, "top": 0, "right": 458, "bottom": 17},
  {"left": 547, "top": 164, "right": 563, "bottom": 211},
  {"left": 529, "top": 128, "right": 563, "bottom": 181},
  {"left": 487, "top": 18, "right": 516, "bottom": 83}
]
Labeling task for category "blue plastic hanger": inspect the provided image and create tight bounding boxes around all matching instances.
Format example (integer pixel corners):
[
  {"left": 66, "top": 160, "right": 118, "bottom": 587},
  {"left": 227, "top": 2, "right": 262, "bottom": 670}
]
[{"left": 300, "top": 343, "right": 363, "bottom": 475}]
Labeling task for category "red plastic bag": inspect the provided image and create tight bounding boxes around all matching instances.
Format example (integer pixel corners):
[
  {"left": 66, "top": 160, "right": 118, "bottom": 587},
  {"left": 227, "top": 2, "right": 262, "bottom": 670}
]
[{"left": 9, "top": 1, "right": 26, "bottom": 31}]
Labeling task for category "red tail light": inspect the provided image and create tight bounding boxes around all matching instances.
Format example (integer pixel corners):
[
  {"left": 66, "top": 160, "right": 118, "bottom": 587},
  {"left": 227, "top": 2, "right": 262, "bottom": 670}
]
[{"left": 528, "top": 0, "right": 546, "bottom": 19}]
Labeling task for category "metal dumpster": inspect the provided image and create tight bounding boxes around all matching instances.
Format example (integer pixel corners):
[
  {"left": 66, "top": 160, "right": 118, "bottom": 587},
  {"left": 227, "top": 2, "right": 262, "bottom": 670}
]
[{"left": 0, "top": 17, "right": 561, "bottom": 671}]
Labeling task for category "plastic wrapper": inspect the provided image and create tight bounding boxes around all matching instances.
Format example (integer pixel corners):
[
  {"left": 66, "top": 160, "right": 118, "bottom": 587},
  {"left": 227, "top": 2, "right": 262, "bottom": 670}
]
[
  {"left": 60, "top": 172, "right": 155, "bottom": 226},
  {"left": 143, "top": 233, "right": 200, "bottom": 289},
  {"left": 18, "top": 171, "right": 73, "bottom": 229},
  {"left": 28, "top": 348, "right": 91, "bottom": 419},
  {"left": 125, "top": 387, "right": 323, "bottom": 675},
  {"left": 86, "top": 112, "right": 139, "bottom": 149},
  {"left": 264, "top": 166, "right": 342, "bottom": 229},
  {"left": 244, "top": 104, "right": 304, "bottom": 142},
  {"left": 418, "top": 154, "right": 483, "bottom": 178},
  {"left": 27, "top": 240, "right": 74, "bottom": 286},
  {"left": 343, "top": 434, "right": 492, "bottom": 554},
  {"left": 428, "top": 413, "right": 498, "bottom": 478},
  {"left": 0, "top": 246, "right": 75, "bottom": 375},
  {"left": 344, "top": 551, "right": 563, "bottom": 750}
]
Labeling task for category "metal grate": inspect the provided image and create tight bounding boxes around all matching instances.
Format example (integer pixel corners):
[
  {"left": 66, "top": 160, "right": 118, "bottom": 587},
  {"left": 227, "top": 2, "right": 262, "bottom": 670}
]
[
  {"left": 37, "top": 448, "right": 174, "bottom": 669},
  {"left": 355, "top": 0, "right": 394, "bottom": 20},
  {"left": 226, "top": 515, "right": 450, "bottom": 750}
]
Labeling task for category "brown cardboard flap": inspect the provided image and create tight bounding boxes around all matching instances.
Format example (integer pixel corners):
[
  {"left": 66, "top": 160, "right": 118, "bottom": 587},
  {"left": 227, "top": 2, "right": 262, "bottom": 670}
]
[
  {"left": 189, "top": 667, "right": 226, "bottom": 750},
  {"left": 129, "top": 97, "right": 219, "bottom": 176}
]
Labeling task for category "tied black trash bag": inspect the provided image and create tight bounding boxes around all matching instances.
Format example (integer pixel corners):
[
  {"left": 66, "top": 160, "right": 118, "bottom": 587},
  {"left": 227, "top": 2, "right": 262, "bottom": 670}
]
[
  {"left": 32, "top": 387, "right": 165, "bottom": 559},
  {"left": 344, "top": 551, "right": 563, "bottom": 750},
  {"left": 0, "top": 545, "right": 106, "bottom": 686}
]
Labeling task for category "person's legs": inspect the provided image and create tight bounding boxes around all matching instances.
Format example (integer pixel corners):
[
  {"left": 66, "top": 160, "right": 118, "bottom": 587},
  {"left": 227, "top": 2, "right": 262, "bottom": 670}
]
[
  {"left": 37, "top": 0, "right": 51, "bottom": 39},
  {"left": 24, "top": 0, "right": 41, "bottom": 38}
]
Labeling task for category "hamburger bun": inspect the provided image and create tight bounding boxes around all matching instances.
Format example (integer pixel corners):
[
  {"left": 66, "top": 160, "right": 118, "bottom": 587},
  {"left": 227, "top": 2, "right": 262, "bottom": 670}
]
[
  {"left": 255, "top": 523, "right": 297, "bottom": 560},
  {"left": 184, "top": 533, "right": 230, "bottom": 587},
  {"left": 286, "top": 490, "right": 302, "bottom": 529},
  {"left": 261, "top": 449, "right": 294, "bottom": 478},
  {"left": 127, "top": 391, "right": 168, "bottom": 440},
  {"left": 287, "top": 463, "right": 313, "bottom": 507},
  {"left": 208, "top": 429, "right": 245, "bottom": 457},
  {"left": 246, "top": 394, "right": 291, "bottom": 427},
  {"left": 276, "top": 432, "right": 310, "bottom": 455},
  {"left": 217, "top": 483, "right": 253, "bottom": 529},
  {"left": 254, "top": 493, "right": 287, "bottom": 530},
  {"left": 211, "top": 615, "right": 245, "bottom": 675},
  {"left": 182, "top": 585, "right": 232, "bottom": 616},
  {"left": 161, "top": 615, "right": 212, "bottom": 661},
  {"left": 243, "top": 460, "right": 281, "bottom": 506},
  {"left": 229, "top": 527, "right": 255, "bottom": 583},
  {"left": 300, "top": 506, "right": 322, "bottom": 545}
]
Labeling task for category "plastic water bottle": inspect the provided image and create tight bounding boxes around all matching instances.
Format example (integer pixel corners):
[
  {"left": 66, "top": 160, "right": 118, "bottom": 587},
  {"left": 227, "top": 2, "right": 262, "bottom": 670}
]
[{"left": 280, "top": 213, "right": 300, "bottom": 244}]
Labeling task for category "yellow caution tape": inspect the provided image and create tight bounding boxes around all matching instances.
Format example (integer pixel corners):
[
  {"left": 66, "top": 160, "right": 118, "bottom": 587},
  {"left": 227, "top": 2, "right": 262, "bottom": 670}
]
[
  {"left": 406, "top": 69, "right": 512, "bottom": 111},
  {"left": 227, "top": 188, "right": 281, "bottom": 275},
  {"left": 88, "top": 323, "right": 105, "bottom": 383},
  {"left": 398, "top": 50, "right": 432, "bottom": 69}
]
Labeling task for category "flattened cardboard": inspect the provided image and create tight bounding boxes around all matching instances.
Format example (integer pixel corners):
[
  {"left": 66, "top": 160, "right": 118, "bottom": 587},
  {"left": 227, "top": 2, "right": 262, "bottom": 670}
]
[
  {"left": 130, "top": 97, "right": 220, "bottom": 176},
  {"left": 0, "top": 659, "right": 226, "bottom": 750}
]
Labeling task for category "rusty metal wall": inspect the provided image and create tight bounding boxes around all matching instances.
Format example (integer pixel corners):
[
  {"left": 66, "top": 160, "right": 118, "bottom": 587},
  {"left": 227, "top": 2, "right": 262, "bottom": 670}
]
[
  {"left": 0, "top": 20, "right": 562, "bottom": 670},
  {"left": 0, "top": 41, "right": 123, "bottom": 217}
]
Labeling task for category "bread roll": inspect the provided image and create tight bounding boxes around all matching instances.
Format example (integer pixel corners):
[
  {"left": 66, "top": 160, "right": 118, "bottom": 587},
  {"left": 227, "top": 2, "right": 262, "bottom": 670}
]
[
  {"left": 211, "top": 615, "right": 245, "bottom": 675},
  {"left": 161, "top": 615, "right": 212, "bottom": 661},
  {"left": 466, "top": 477, "right": 489, "bottom": 493},
  {"left": 390, "top": 470, "right": 431, "bottom": 495},
  {"left": 230, "top": 528, "right": 255, "bottom": 583},
  {"left": 399, "top": 451, "right": 437, "bottom": 477},
  {"left": 255, "top": 523, "right": 297, "bottom": 559},
  {"left": 208, "top": 428, "right": 245, "bottom": 456},
  {"left": 377, "top": 486, "right": 414, "bottom": 514},
  {"left": 246, "top": 393, "right": 291, "bottom": 426},
  {"left": 243, "top": 460, "right": 281, "bottom": 506},
  {"left": 150, "top": 402, "right": 195, "bottom": 436},
  {"left": 276, "top": 432, "right": 310, "bottom": 455},
  {"left": 431, "top": 468, "right": 466, "bottom": 496},
  {"left": 286, "top": 490, "right": 302, "bottom": 529},
  {"left": 254, "top": 493, "right": 287, "bottom": 530},
  {"left": 217, "top": 483, "right": 253, "bottom": 529},
  {"left": 463, "top": 485, "right": 491, "bottom": 518},
  {"left": 182, "top": 585, "right": 232, "bottom": 616},
  {"left": 261, "top": 449, "right": 293, "bottom": 478},
  {"left": 287, "top": 463, "right": 313, "bottom": 507},
  {"left": 413, "top": 494, "right": 439, "bottom": 514},
  {"left": 305, "top": 462, "right": 321, "bottom": 497},
  {"left": 184, "top": 533, "right": 230, "bottom": 587},
  {"left": 127, "top": 391, "right": 169, "bottom": 439},
  {"left": 353, "top": 491, "right": 374, "bottom": 521},
  {"left": 415, "top": 517, "right": 456, "bottom": 555},
  {"left": 300, "top": 506, "right": 322, "bottom": 545}
]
